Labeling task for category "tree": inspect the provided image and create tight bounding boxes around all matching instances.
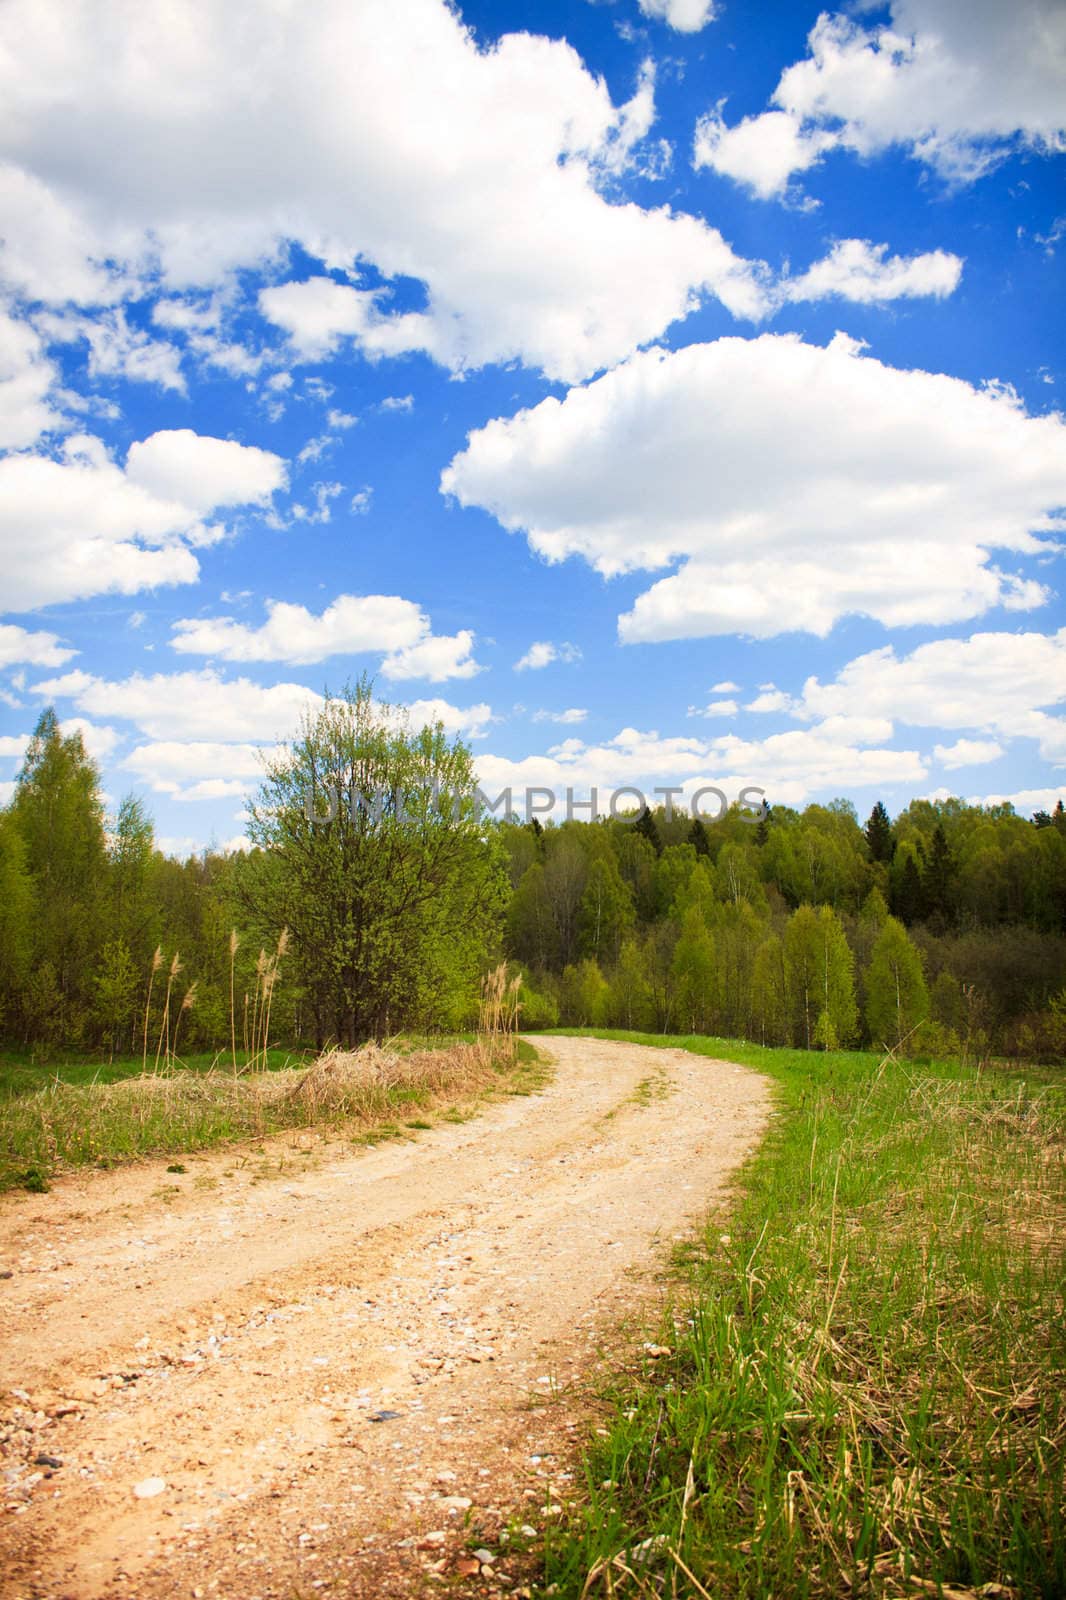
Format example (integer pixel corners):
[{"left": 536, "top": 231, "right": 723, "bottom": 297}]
[
  {"left": 12, "top": 709, "right": 107, "bottom": 1040},
  {"left": 784, "top": 905, "right": 822, "bottom": 1049},
  {"left": 634, "top": 805, "right": 662, "bottom": 857},
  {"left": 814, "top": 906, "right": 858, "bottom": 1049},
  {"left": 921, "top": 822, "right": 956, "bottom": 927},
  {"left": 864, "top": 801, "right": 895, "bottom": 864},
  {"left": 672, "top": 907, "right": 717, "bottom": 1033},
  {"left": 237, "top": 681, "right": 507, "bottom": 1044},
  {"left": 93, "top": 938, "right": 139, "bottom": 1058},
  {"left": 0, "top": 810, "right": 34, "bottom": 1036},
  {"left": 577, "top": 855, "right": 634, "bottom": 965},
  {"left": 687, "top": 816, "right": 711, "bottom": 856},
  {"left": 864, "top": 916, "right": 929, "bottom": 1050}
]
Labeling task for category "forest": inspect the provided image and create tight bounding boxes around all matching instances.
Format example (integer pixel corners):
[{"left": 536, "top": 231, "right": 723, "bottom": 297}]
[{"left": 2, "top": 695, "right": 1065, "bottom": 1065}]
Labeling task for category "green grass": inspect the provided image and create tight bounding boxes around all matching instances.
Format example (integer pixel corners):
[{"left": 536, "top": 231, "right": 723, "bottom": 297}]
[
  {"left": 540, "top": 1030, "right": 1066, "bottom": 1600},
  {"left": 0, "top": 1036, "right": 547, "bottom": 1192}
]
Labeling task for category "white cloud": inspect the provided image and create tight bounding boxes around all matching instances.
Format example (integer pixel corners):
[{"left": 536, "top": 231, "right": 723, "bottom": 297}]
[
  {"left": 124, "top": 741, "right": 267, "bottom": 787},
  {"left": 711, "top": 680, "right": 739, "bottom": 693},
  {"left": 125, "top": 429, "right": 285, "bottom": 516},
  {"left": 695, "top": 1, "right": 1066, "bottom": 200},
  {"left": 34, "top": 308, "right": 186, "bottom": 392},
  {"left": 690, "top": 698, "right": 738, "bottom": 717},
  {"left": 0, "top": 0, "right": 771, "bottom": 383},
  {"left": 932, "top": 737, "right": 1004, "bottom": 769},
  {"left": 694, "top": 105, "right": 836, "bottom": 201},
  {"left": 514, "top": 641, "right": 583, "bottom": 671},
  {"left": 0, "top": 307, "right": 60, "bottom": 448},
  {"left": 0, "top": 430, "right": 286, "bottom": 610},
  {"left": 797, "top": 629, "right": 1066, "bottom": 765},
  {"left": 745, "top": 689, "right": 793, "bottom": 714},
  {"left": 0, "top": 733, "right": 29, "bottom": 760},
  {"left": 34, "top": 665, "right": 495, "bottom": 747},
  {"left": 782, "top": 240, "right": 963, "bottom": 304},
  {"left": 171, "top": 594, "right": 482, "bottom": 680},
  {"left": 381, "top": 629, "right": 482, "bottom": 683},
  {"left": 0, "top": 779, "right": 16, "bottom": 805},
  {"left": 33, "top": 668, "right": 323, "bottom": 743},
  {"left": 638, "top": 0, "right": 717, "bottom": 33},
  {"left": 0, "top": 623, "right": 76, "bottom": 669},
  {"left": 968, "top": 787, "right": 1065, "bottom": 818},
  {"left": 443, "top": 333, "right": 1066, "bottom": 643},
  {"left": 532, "top": 707, "right": 588, "bottom": 725},
  {"left": 475, "top": 718, "right": 925, "bottom": 811}
]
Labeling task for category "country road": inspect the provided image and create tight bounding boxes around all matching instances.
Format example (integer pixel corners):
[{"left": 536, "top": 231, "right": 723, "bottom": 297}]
[{"left": 0, "top": 1036, "right": 770, "bottom": 1600}]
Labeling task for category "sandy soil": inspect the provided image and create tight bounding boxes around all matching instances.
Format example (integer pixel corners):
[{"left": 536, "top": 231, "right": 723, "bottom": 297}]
[{"left": 0, "top": 1035, "right": 770, "bottom": 1600}]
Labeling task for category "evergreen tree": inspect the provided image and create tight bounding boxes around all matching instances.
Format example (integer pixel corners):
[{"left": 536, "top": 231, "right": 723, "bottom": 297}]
[
  {"left": 687, "top": 815, "right": 710, "bottom": 856},
  {"left": 892, "top": 849, "right": 925, "bottom": 926},
  {"left": 864, "top": 916, "right": 929, "bottom": 1050},
  {"left": 864, "top": 800, "right": 895, "bottom": 863},
  {"left": 634, "top": 805, "right": 663, "bottom": 857},
  {"left": 921, "top": 822, "right": 956, "bottom": 926}
]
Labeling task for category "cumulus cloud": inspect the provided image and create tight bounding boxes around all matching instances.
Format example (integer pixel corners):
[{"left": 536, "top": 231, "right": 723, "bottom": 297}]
[
  {"left": 0, "top": 430, "right": 286, "bottom": 610},
  {"left": 690, "top": 699, "right": 738, "bottom": 717},
  {"left": 32, "top": 668, "right": 323, "bottom": 743},
  {"left": 782, "top": 240, "right": 963, "bottom": 304},
  {"left": 0, "top": 0, "right": 769, "bottom": 382},
  {"left": 0, "top": 623, "right": 76, "bottom": 669},
  {"left": 532, "top": 707, "right": 588, "bottom": 724},
  {"left": 171, "top": 594, "right": 482, "bottom": 681},
  {"left": 638, "top": 0, "right": 718, "bottom": 32},
  {"left": 0, "top": 307, "right": 61, "bottom": 448},
  {"left": 797, "top": 629, "right": 1066, "bottom": 765},
  {"left": 443, "top": 333, "right": 1066, "bottom": 643},
  {"left": 475, "top": 718, "right": 925, "bottom": 811},
  {"left": 694, "top": 0, "right": 1066, "bottom": 200},
  {"left": 932, "top": 737, "right": 1004, "bottom": 769},
  {"left": 34, "top": 666, "right": 495, "bottom": 747},
  {"left": 514, "top": 641, "right": 583, "bottom": 671}
]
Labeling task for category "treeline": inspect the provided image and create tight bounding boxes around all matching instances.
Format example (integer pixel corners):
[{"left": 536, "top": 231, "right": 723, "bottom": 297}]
[
  {"left": 498, "top": 798, "right": 1066, "bottom": 1061},
  {"left": 1, "top": 703, "right": 1065, "bottom": 1062}
]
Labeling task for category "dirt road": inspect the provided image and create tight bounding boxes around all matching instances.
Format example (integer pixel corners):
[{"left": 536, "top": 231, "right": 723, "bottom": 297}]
[{"left": 0, "top": 1036, "right": 770, "bottom": 1599}]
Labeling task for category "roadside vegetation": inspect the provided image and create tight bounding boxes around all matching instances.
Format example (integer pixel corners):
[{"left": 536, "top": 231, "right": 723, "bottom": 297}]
[
  {"left": 542, "top": 1031, "right": 1065, "bottom": 1600},
  {"left": 0, "top": 1031, "right": 544, "bottom": 1193}
]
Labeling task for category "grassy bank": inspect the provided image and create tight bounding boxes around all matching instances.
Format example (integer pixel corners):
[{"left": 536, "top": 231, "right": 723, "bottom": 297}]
[
  {"left": 542, "top": 1030, "right": 1065, "bottom": 1600},
  {"left": 0, "top": 1037, "right": 544, "bottom": 1192}
]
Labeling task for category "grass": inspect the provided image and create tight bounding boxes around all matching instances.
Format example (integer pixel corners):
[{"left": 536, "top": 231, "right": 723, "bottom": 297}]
[
  {"left": 540, "top": 1030, "right": 1065, "bottom": 1600},
  {"left": 0, "top": 1035, "right": 546, "bottom": 1192}
]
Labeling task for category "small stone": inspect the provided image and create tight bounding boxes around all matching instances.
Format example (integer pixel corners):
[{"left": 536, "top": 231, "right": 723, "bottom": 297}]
[
  {"left": 472, "top": 1547, "right": 495, "bottom": 1564},
  {"left": 368, "top": 1409, "right": 402, "bottom": 1423},
  {"left": 455, "top": 1556, "right": 480, "bottom": 1577},
  {"left": 133, "top": 1476, "right": 167, "bottom": 1499},
  {"left": 34, "top": 1455, "right": 62, "bottom": 1470}
]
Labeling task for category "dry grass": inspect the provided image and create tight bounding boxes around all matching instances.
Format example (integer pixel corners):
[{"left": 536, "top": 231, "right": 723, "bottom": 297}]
[{"left": 0, "top": 1037, "right": 544, "bottom": 1191}]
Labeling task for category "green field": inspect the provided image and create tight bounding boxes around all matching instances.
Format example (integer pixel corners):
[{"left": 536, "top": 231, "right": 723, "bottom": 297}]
[{"left": 541, "top": 1031, "right": 1065, "bottom": 1600}]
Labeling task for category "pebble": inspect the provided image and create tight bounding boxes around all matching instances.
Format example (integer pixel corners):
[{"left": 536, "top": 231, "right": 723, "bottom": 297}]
[{"left": 133, "top": 1476, "right": 167, "bottom": 1499}]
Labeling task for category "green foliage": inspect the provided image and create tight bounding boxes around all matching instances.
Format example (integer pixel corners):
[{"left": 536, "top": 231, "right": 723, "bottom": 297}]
[
  {"left": 236, "top": 679, "right": 507, "bottom": 1044},
  {"left": 865, "top": 914, "right": 929, "bottom": 1050}
]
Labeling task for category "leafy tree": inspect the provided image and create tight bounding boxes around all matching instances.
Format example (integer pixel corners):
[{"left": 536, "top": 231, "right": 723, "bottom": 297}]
[
  {"left": 238, "top": 681, "right": 507, "bottom": 1044},
  {"left": 865, "top": 916, "right": 929, "bottom": 1050},
  {"left": 0, "top": 809, "right": 35, "bottom": 1036},
  {"left": 93, "top": 938, "right": 139, "bottom": 1058},
  {"left": 784, "top": 905, "right": 822, "bottom": 1049},
  {"left": 672, "top": 907, "right": 717, "bottom": 1033},
  {"left": 577, "top": 855, "right": 634, "bottom": 964},
  {"left": 11, "top": 709, "right": 107, "bottom": 1038}
]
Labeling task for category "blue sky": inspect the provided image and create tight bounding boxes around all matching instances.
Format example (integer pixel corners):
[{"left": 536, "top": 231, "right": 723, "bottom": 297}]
[{"left": 0, "top": 0, "right": 1064, "bottom": 853}]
